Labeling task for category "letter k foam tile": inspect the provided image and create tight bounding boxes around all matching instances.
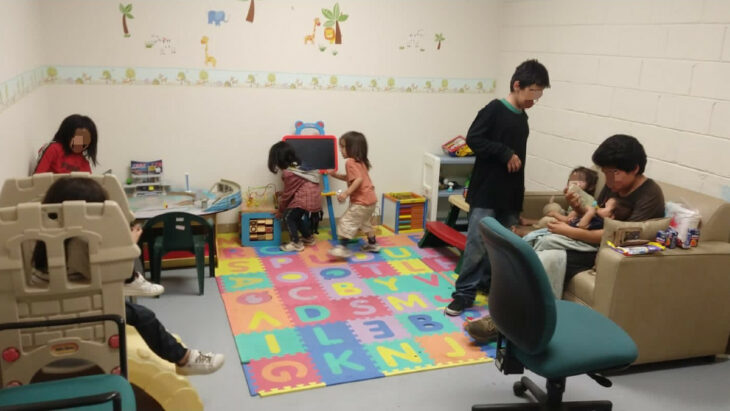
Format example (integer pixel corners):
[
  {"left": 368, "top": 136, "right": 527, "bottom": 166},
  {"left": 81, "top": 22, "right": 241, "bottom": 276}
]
[{"left": 297, "top": 322, "right": 382, "bottom": 385}]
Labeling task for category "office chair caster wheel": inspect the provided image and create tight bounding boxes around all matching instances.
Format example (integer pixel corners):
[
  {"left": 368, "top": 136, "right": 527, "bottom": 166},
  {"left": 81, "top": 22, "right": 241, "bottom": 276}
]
[{"left": 513, "top": 381, "right": 527, "bottom": 396}]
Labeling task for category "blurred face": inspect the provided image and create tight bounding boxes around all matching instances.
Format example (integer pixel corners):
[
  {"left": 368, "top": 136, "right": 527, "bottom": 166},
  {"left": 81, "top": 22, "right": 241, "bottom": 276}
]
[
  {"left": 70, "top": 128, "right": 91, "bottom": 154},
  {"left": 339, "top": 140, "right": 348, "bottom": 158},
  {"left": 565, "top": 172, "right": 587, "bottom": 193},
  {"left": 512, "top": 81, "right": 544, "bottom": 109},
  {"left": 601, "top": 166, "right": 638, "bottom": 195}
]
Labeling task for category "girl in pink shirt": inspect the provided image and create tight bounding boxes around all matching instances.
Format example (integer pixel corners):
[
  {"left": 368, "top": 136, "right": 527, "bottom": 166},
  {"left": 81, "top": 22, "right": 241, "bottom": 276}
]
[
  {"left": 326, "top": 131, "right": 380, "bottom": 259},
  {"left": 268, "top": 141, "right": 322, "bottom": 252}
]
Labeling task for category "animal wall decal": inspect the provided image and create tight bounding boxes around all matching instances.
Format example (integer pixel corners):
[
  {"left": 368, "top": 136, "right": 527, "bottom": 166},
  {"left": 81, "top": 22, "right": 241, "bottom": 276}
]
[
  {"left": 208, "top": 10, "right": 229, "bottom": 26},
  {"left": 201, "top": 36, "right": 217, "bottom": 67},
  {"left": 119, "top": 3, "right": 134, "bottom": 38},
  {"left": 321, "top": 3, "right": 348, "bottom": 44},
  {"left": 304, "top": 18, "right": 321, "bottom": 45}
]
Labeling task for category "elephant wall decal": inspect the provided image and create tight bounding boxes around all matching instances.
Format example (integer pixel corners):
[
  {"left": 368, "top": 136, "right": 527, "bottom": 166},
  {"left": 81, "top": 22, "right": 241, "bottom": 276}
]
[{"left": 207, "top": 10, "right": 228, "bottom": 26}]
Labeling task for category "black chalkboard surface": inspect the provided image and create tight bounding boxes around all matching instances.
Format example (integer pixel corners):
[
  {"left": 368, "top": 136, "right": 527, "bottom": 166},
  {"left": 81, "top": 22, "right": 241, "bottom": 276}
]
[{"left": 282, "top": 135, "right": 338, "bottom": 171}]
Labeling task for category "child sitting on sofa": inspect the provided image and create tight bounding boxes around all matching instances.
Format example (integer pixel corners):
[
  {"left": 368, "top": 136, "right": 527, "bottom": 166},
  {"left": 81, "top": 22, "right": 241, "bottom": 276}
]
[{"left": 512, "top": 166, "right": 599, "bottom": 236}]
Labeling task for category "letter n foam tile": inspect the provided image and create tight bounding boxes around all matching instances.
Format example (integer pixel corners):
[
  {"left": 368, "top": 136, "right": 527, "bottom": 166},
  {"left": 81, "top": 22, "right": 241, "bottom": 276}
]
[
  {"left": 363, "top": 338, "right": 434, "bottom": 375},
  {"left": 243, "top": 352, "right": 323, "bottom": 395},
  {"left": 297, "top": 322, "right": 382, "bottom": 385},
  {"left": 414, "top": 332, "right": 493, "bottom": 365}
]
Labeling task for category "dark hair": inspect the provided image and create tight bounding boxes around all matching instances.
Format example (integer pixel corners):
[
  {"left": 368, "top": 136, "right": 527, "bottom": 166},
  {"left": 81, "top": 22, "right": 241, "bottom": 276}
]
[
  {"left": 570, "top": 167, "right": 599, "bottom": 196},
  {"left": 268, "top": 141, "right": 300, "bottom": 173},
  {"left": 43, "top": 177, "right": 108, "bottom": 204},
  {"left": 52, "top": 114, "right": 99, "bottom": 166},
  {"left": 340, "top": 131, "right": 371, "bottom": 170},
  {"left": 510, "top": 59, "right": 551, "bottom": 92},
  {"left": 611, "top": 197, "right": 633, "bottom": 221},
  {"left": 32, "top": 177, "right": 108, "bottom": 271},
  {"left": 592, "top": 134, "right": 647, "bottom": 175}
]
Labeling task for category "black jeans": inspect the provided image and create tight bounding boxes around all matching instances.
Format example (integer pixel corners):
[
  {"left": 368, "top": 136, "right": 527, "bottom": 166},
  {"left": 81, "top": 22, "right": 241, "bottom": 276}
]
[
  {"left": 283, "top": 207, "right": 312, "bottom": 243},
  {"left": 125, "top": 302, "right": 187, "bottom": 364}
]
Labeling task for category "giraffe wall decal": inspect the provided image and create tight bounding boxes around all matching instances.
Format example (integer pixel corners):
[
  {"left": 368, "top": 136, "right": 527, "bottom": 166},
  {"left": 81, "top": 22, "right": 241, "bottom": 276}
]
[
  {"left": 304, "top": 18, "right": 321, "bottom": 45},
  {"left": 200, "top": 36, "right": 217, "bottom": 67}
]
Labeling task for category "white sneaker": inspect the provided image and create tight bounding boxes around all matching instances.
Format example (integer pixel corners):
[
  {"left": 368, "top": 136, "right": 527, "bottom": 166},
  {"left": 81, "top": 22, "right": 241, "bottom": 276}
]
[
  {"left": 280, "top": 242, "right": 305, "bottom": 252},
  {"left": 361, "top": 243, "right": 381, "bottom": 252},
  {"left": 328, "top": 245, "right": 353, "bottom": 259},
  {"left": 124, "top": 272, "right": 164, "bottom": 297},
  {"left": 176, "top": 349, "right": 225, "bottom": 375}
]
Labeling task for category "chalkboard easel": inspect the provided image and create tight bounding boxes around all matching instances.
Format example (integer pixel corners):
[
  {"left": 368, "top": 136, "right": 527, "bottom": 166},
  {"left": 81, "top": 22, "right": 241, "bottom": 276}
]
[{"left": 282, "top": 121, "right": 339, "bottom": 239}]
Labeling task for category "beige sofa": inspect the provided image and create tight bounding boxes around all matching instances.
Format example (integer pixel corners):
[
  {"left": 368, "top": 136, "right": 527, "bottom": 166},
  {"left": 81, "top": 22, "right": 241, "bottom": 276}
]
[{"left": 522, "top": 181, "right": 730, "bottom": 365}]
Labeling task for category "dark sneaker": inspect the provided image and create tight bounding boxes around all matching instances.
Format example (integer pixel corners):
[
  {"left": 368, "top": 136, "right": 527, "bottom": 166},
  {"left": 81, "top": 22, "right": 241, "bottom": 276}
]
[
  {"left": 464, "top": 316, "right": 498, "bottom": 343},
  {"left": 444, "top": 297, "right": 471, "bottom": 316}
]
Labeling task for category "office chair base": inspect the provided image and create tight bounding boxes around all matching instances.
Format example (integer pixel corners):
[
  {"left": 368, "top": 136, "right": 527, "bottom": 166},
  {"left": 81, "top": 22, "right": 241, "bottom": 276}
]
[{"left": 473, "top": 376, "right": 612, "bottom": 410}]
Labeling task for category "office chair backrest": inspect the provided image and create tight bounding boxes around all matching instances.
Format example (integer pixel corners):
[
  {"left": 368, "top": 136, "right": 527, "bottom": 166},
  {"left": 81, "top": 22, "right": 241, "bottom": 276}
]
[
  {"left": 479, "top": 217, "right": 557, "bottom": 355},
  {"left": 0, "top": 201, "right": 139, "bottom": 385},
  {"left": 0, "top": 172, "right": 135, "bottom": 224}
]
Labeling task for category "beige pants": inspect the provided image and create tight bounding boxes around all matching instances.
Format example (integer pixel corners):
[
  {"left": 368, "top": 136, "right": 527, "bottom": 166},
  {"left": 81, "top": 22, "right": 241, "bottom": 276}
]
[{"left": 338, "top": 203, "right": 376, "bottom": 239}]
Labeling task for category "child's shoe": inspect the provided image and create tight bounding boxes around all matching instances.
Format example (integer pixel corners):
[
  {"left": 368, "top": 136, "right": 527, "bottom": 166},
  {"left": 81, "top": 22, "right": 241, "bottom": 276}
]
[
  {"left": 328, "top": 245, "right": 353, "bottom": 259},
  {"left": 280, "top": 242, "right": 305, "bottom": 252},
  {"left": 302, "top": 236, "right": 317, "bottom": 246},
  {"left": 360, "top": 243, "right": 381, "bottom": 252},
  {"left": 124, "top": 272, "right": 165, "bottom": 297},
  {"left": 176, "top": 349, "right": 225, "bottom": 375}
]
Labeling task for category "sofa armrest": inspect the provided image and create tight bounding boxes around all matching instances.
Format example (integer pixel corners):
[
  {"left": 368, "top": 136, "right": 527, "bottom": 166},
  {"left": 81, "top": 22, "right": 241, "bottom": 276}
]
[
  {"left": 592, "top": 242, "right": 730, "bottom": 363},
  {"left": 522, "top": 191, "right": 566, "bottom": 219}
]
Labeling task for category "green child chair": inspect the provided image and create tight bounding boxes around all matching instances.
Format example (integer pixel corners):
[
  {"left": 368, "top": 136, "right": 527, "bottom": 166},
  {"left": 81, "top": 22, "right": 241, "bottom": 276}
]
[
  {"left": 472, "top": 217, "right": 638, "bottom": 410},
  {"left": 141, "top": 212, "right": 216, "bottom": 295}
]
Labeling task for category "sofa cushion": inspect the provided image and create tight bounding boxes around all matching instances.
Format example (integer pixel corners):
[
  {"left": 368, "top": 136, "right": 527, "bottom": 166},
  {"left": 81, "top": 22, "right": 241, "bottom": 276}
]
[
  {"left": 563, "top": 269, "right": 596, "bottom": 306},
  {"left": 599, "top": 217, "right": 671, "bottom": 249}
]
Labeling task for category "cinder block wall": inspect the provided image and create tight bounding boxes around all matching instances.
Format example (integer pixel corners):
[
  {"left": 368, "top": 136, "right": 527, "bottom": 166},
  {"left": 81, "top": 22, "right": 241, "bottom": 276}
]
[{"left": 496, "top": 0, "right": 730, "bottom": 202}]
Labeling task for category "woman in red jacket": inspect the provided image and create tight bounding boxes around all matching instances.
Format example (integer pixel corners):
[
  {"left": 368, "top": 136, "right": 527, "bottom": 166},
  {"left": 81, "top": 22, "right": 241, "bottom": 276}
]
[{"left": 34, "top": 114, "right": 99, "bottom": 174}]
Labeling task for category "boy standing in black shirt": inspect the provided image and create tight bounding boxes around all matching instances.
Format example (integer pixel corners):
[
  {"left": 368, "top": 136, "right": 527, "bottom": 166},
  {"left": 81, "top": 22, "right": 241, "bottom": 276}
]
[{"left": 446, "top": 59, "right": 550, "bottom": 316}]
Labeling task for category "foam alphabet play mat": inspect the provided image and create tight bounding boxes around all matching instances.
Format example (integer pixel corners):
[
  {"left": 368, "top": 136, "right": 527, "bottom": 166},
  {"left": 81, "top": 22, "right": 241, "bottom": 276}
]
[{"left": 215, "top": 231, "right": 495, "bottom": 396}]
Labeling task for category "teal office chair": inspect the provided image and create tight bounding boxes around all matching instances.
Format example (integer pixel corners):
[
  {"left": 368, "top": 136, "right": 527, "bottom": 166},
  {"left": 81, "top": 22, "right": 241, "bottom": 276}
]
[
  {"left": 0, "top": 315, "right": 135, "bottom": 410},
  {"left": 141, "top": 212, "right": 215, "bottom": 295},
  {"left": 473, "top": 217, "right": 638, "bottom": 410}
]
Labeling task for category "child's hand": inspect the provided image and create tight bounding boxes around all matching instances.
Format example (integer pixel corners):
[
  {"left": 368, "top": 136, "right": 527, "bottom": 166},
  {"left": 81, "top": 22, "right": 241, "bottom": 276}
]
[
  {"left": 130, "top": 224, "right": 143, "bottom": 243},
  {"left": 337, "top": 191, "right": 347, "bottom": 203},
  {"left": 274, "top": 210, "right": 283, "bottom": 219}
]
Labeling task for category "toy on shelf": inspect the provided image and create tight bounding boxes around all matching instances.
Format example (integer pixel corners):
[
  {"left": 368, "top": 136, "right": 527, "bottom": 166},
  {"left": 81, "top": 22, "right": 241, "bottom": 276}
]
[
  {"left": 125, "top": 159, "right": 168, "bottom": 197},
  {"left": 245, "top": 184, "right": 277, "bottom": 209},
  {"left": 203, "top": 179, "right": 243, "bottom": 213},
  {"left": 381, "top": 192, "right": 428, "bottom": 234},
  {"left": 241, "top": 212, "right": 281, "bottom": 247},
  {"left": 441, "top": 135, "right": 473, "bottom": 157}
]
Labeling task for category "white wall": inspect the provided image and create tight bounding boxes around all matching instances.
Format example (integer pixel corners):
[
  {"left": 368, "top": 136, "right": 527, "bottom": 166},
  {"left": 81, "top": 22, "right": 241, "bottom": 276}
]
[
  {"left": 0, "top": 0, "right": 48, "bottom": 179},
  {"left": 498, "top": 0, "right": 730, "bottom": 202},
  {"left": 0, "top": 0, "right": 501, "bottom": 223}
]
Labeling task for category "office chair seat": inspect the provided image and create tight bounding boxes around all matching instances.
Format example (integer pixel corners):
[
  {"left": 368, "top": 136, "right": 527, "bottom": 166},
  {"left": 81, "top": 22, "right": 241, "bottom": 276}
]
[{"left": 514, "top": 300, "right": 638, "bottom": 379}]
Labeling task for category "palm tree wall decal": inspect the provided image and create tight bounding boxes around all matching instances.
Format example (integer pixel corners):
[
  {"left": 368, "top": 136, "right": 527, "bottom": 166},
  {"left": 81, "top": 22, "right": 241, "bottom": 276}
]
[
  {"left": 119, "top": 3, "right": 133, "bottom": 37},
  {"left": 321, "top": 3, "right": 348, "bottom": 45},
  {"left": 240, "top": 0, "right": 255, "bottom": 23},
  {"left": 434, "top": 33, "right": 445, "bottom": 50}
]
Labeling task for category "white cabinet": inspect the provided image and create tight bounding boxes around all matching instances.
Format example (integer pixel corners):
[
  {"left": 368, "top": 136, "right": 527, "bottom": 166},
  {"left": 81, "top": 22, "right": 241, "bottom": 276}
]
[{"left": 421, "top": 152, "right": 475, "bottom": 222}]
